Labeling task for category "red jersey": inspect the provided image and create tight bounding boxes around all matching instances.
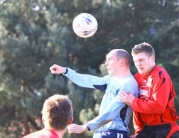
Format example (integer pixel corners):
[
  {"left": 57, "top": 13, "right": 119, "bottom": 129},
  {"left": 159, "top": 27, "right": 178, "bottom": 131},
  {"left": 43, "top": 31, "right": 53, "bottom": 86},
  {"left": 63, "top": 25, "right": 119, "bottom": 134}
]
[
  {"left": 22, "top": 129, "right": 59, "bottom": 138},
  {"left": 131, "top": 65, "right": 179, "bottom": 134}
]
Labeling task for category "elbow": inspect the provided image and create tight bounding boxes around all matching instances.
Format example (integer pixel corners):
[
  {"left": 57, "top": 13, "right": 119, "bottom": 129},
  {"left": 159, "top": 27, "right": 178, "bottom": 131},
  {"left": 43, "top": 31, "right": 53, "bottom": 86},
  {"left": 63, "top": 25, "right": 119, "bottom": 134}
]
[
  {"left": 152, "top": 105, "right": 166, "bottom": 114},
  {"left": 156, "top": 109, "right": 165, "bottom": 114}
]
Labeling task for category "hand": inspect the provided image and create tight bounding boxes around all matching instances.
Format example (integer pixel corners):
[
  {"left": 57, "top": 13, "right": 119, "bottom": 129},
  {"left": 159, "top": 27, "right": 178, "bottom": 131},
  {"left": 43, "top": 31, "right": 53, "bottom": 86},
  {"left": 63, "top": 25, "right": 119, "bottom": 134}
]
[
  {"left": 68, "top": 124, "right": 87, "bottom": 134},
  {"left": 130, "top": 134, "right": 138, "bottom": 138},
  {"left": 49, "top": 64, "right": 66, "bottom": 74},
  {"left": 118, "top": 91, "right": 135, "bottom": 106}
]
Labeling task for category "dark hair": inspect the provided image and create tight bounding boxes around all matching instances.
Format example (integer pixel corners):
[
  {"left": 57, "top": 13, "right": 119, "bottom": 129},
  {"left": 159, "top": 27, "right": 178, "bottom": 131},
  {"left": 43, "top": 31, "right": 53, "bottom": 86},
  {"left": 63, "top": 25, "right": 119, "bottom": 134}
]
[
  {"left": 131, "top": 42, "right": 155, "bottom": 57},
  {"left": 116, "top": 49, "right": 131, "bottom": 67},
  {"left": 42, "top": 94, "right": 73, "bottom": 130}
]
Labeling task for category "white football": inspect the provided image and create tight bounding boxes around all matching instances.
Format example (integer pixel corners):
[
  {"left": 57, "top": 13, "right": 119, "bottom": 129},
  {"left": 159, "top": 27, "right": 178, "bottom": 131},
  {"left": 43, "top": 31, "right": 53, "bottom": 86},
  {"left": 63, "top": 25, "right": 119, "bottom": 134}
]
[{"left": 72, "top": 13, "right": 98, "bottom": 38}]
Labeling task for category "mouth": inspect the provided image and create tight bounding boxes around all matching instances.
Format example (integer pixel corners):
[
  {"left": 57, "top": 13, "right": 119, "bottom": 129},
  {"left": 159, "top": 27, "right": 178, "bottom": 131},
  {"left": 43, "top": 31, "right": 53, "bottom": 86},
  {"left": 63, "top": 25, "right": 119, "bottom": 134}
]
[
  {"left": 107, "top": 69, "right": 111, "bottom": 73},
  {"left": 137, "top": 68, "right": 143, "bottom": 71}
]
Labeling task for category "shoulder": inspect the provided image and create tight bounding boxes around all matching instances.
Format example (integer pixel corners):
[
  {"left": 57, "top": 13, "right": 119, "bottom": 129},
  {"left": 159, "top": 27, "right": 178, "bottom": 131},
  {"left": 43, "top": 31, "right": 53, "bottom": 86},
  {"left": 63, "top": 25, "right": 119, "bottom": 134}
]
[
  {"left": 151, "top": 65, "right": 170, "bottom": 78},
  {"left": 124, "top": 75, "right": 138, "bottom": 85},
  {"left": 134, "top": 72, "right": 141, "bottom": 79},
  {"left": 22, "top": 129, "right": 58, "bottom": 138},
  {"left": 103, "top": 75, "right": 111, "bottom": 82},
  {"left": 121, "top": 75, "right": 138, "bottom": 94},
  {"left": 22, "top": 130, "right": 45, "bottom": 138}
]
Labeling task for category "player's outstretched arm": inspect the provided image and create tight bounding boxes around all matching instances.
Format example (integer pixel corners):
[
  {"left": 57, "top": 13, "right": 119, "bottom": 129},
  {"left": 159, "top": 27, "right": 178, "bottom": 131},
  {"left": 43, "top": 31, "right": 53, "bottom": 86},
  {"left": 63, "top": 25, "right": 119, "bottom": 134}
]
[{"left": 49, "top": 64, "right": 66, "bottom": 74}]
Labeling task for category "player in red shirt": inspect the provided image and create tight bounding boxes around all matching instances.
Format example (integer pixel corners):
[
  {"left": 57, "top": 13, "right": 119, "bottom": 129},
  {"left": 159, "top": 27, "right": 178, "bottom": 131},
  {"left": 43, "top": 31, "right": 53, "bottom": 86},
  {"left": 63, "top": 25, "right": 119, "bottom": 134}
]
[
  {"left": 22, "top": 94, "right": 73, "bottom": 138},
  {"left": 22, "top": 129, "right": 59, "bottom": 138},
  {"left": 119, "top": 42, "right": 179, "bottom": 138}
]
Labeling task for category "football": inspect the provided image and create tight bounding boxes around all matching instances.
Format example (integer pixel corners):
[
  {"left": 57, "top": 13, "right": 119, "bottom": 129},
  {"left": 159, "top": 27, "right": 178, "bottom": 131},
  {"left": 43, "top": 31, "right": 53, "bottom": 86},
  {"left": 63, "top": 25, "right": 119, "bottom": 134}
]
[{"left": 72, "top": 13, "right": 98, "bottom": 38}]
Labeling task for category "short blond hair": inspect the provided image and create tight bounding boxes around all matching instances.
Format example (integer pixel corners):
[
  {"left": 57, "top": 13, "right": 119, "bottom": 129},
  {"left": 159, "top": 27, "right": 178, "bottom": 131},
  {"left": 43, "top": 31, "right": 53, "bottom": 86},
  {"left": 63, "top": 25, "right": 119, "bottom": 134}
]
[
  {"left": 42, "top": 94, "right": 73, "bottom": 130},
  {"left": 131, "top": 42, "right": 155, "bottom": 57}
]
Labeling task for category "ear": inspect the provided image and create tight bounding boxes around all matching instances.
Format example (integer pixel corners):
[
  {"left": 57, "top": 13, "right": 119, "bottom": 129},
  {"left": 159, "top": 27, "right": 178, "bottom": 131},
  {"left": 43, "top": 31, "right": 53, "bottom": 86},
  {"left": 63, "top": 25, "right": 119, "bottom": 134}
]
[
  {"left": 68, "top": 116, "right": 73, "bottom": 125},
  {"left": 120, "top": 58, "right": 125, "bottom": 65},
  {"left": 150, "top": 55, "right": 155, "bottom": 62}
]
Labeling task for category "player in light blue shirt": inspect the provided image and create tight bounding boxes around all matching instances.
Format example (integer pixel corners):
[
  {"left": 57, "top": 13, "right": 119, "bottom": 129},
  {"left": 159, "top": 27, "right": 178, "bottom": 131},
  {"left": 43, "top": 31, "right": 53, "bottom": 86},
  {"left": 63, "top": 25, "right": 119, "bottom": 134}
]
[{"left": 50, "top": 49, "right": 138, "bottom": 138}]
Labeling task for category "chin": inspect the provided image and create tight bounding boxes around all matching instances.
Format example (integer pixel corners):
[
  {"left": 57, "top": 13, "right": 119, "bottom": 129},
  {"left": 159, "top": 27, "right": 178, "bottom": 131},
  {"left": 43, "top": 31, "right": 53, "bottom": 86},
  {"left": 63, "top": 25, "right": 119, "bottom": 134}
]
[
  {"left": 138, "top": 71, "right": 144, "bottom": 75},
  {"left": 108, "top": 72, "right": 113, "bottom": 76},
  {"left": 140, "top": 72, "right": 148, "bottom": 75}
]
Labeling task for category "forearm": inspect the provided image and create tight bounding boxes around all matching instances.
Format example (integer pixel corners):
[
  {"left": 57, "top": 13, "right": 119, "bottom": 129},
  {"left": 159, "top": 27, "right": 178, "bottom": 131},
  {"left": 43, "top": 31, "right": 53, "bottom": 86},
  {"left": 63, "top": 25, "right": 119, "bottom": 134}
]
[
  {"left": 131, "top": 95, "right": 168, "bottom": 114},
  {"left": 87, "top": 99, "right": 125, "bottom": 130},
  {"left": 64, "top": 68, "right": 108, "bottom": 89},
  {"left": 68, "top": 124, "right": 87, "bottom": 134}
]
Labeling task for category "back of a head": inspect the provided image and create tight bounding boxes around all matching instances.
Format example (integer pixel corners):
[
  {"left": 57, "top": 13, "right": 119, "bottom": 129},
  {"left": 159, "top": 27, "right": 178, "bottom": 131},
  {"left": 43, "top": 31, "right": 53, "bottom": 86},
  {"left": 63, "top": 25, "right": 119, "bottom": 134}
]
[
  {"left": 42, "top": 94, "right": 73, "bottom": 130},
  {"left": 115, "top": 49, "right": 131, "bottom": 67},
  {"left": 131, "top": 42, "right": 155, "bottom": 57}
]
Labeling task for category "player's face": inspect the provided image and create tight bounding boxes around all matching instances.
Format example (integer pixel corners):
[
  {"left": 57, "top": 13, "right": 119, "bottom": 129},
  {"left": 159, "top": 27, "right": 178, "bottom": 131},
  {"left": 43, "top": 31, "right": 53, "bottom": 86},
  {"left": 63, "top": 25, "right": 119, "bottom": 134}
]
[
  {"left": 105, "top": 51, "right": 120, "bottom": 76},
  {"left": 132, "top": 52, "right": 155, "bottom": 75}
]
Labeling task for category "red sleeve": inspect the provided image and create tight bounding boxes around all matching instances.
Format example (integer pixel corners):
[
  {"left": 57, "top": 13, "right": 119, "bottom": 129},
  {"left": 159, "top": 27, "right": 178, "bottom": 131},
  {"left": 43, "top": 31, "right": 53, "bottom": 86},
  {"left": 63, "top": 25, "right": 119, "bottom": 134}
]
[
  {"left": 131, "top": 70, "right": 170, "bottom": 114},
  {"left": 133, "top": 111, "right": 145, "bottom": 134}
]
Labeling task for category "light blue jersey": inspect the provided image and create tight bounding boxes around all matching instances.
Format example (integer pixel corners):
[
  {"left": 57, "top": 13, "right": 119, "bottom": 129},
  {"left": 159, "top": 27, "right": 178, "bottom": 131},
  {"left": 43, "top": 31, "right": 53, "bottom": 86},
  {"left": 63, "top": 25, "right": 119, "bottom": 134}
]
[{"left": 64, "top": 68, "right": 138, "bottom": 134}]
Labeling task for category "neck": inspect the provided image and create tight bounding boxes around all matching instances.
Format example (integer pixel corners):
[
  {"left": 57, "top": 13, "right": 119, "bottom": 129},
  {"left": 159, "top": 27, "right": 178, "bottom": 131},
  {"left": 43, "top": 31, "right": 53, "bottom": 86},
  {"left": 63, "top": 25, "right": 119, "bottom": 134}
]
[
  {"left": 44, "top": 126, "right": 66, "bottom": 138},
  {"left": 115, "top": 69, "right": 131, "bottom": 79},
  {"left": 54, "top": 129, "right": 66, "bottom": 138},
  {"left": 143, "top": 64, "right": 156, "bottom": 76}
]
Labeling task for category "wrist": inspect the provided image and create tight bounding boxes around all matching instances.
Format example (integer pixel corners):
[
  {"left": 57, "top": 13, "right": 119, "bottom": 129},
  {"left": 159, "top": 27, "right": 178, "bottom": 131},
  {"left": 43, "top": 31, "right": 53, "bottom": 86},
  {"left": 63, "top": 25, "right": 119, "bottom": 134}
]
[
  {"left": 130, "top": 98, "right": 136, "bottom": 107},
  {"left": 63, "top": 68, "right": 68, "bottom": 74},
  {"left": 85, "top": 124, "right": 91, "bottom": 131}
]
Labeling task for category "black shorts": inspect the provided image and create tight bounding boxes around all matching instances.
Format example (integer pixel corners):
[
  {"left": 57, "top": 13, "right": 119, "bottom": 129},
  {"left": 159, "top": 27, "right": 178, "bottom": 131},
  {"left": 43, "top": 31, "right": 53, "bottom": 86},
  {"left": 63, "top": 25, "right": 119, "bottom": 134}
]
[
  {"left": 93, "top": 129, "right": 130, "bottom": 138},
  {"left": 136, "top": 123, "right": 179, "bottom": 138}
]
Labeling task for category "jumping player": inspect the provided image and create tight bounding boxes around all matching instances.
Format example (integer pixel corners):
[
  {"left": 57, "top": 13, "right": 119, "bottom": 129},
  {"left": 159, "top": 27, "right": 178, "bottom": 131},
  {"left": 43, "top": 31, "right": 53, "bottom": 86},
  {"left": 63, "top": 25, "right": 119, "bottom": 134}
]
[
  {"left": 50, "top": 49, "right": 138, "bottom": 138},
  {"left": 119, "top": 42, "right": 179, "bottom": 138}
]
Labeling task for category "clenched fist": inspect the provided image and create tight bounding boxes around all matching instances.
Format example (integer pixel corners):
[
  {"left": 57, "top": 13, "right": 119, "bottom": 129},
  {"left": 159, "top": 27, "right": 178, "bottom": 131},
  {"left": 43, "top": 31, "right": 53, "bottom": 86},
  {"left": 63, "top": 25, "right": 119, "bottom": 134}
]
[{"left": 49, "top": 64, "right": 66, "bottom": 74}]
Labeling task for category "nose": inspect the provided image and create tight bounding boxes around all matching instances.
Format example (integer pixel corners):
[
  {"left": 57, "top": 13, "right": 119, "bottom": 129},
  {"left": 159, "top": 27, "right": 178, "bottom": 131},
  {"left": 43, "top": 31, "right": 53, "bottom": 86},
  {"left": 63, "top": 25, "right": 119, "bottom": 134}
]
[{"left": 135, "top": 62, "right": 141, "bottom": 68}]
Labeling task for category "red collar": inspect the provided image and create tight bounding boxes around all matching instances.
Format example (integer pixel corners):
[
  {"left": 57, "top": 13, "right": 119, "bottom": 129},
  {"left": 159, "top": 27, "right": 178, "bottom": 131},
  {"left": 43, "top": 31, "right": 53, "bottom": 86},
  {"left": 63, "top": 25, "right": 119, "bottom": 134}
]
[{"left": 44, "top": 129, "right": 58, "bottom": 137}]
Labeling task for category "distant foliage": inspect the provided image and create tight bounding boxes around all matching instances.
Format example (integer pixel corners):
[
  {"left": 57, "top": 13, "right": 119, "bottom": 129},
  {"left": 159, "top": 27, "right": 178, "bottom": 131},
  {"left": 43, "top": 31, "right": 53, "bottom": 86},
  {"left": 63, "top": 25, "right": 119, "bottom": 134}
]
[{"left": 0, "top": 0, "right": 178, "bottom": 137}]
